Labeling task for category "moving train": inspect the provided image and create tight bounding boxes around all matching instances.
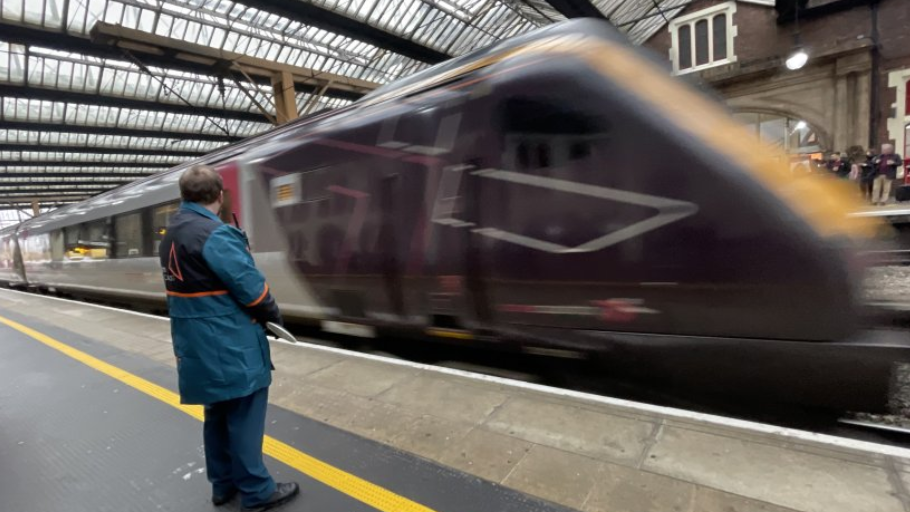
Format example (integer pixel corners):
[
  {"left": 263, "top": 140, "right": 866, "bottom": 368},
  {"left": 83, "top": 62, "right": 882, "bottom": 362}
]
[{"left": 1, "top": 20, "right": 907, "bottom": 412}]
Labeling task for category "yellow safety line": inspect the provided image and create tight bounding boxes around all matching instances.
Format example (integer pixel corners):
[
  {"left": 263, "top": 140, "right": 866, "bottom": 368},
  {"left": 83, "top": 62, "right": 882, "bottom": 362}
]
[{"left": 0, "top": 314, "right": 436, "bottom": 512}]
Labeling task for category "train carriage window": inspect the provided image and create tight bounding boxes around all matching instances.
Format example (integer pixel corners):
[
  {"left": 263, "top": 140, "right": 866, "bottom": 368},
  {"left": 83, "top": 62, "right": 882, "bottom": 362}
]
[
  {"left": 51, "top": 230, "right": 64, "bottom": 262},
  {"left": 152, "top": 202, "right": 179, "bottom": 256},
  {"left": 68, "top": 219, "right": 111, "bottom": 260},
  {"left": 114, "top": 212, "right": 144, "bottom": 259},
  {"left": 501, "top": 98, "right": 610, "bottom": 176},
  {"left": 64, "top": 225, "right": 84, "bottom": 260},
  {"left": 0, "top": 238, "right": 10, "bottom": 268}
]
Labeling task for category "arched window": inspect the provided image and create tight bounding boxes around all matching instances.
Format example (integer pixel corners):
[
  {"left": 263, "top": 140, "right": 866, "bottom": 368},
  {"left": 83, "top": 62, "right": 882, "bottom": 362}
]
[{"left": 733, "top": 113, "right": 822, "bottom": 155}]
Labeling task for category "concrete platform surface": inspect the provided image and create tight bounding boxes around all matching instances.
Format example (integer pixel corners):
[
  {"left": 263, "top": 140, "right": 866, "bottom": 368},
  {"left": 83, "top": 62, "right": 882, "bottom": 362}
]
[{"left": 1, "top": 288, "right": 909, "bottom": 512}]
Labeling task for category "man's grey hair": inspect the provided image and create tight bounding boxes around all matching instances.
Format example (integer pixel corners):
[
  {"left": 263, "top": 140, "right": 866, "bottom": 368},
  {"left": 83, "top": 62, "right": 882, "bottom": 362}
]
[{"left": 179, "top": 164, "right": 223, "bottom": 204}]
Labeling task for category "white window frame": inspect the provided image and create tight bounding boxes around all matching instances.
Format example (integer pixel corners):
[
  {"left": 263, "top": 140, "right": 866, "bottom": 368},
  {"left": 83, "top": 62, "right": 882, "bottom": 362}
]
[
  {"left": 886, "top": 68, "right": 910, "bottom": 167},
  {"left": 669, "top": 1, "right": 738, "bottom": 75}
]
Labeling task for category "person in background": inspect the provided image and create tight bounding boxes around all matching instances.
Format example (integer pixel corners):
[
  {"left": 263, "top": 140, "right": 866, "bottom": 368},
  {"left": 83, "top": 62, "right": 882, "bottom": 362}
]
[
  {"left": 827, "top": 152, "right": 850, "bottom": 178},
  {"left": 852, "top": 148, "right": 875, "bottom": 202},
  {"left": 871, "top": 144, "right": 903, "bottom": 206},
  {"left": 159, "top": 165, "right": 300, "bottom": 512}
]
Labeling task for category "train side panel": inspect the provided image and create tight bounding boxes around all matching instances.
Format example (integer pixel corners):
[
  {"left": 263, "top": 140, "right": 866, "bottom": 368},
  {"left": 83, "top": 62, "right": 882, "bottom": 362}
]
[
  {"left": 0, "top": 229, "right": 26, "bottom": 287},
  {"left": 249, "top": 52, "right": 859, "bottom": 343}
]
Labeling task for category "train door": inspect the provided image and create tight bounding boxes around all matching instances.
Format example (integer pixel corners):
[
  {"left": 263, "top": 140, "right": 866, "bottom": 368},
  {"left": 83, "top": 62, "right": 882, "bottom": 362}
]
[
  {"left": 11, "top": 234, "right": 25, "bottom": 284},
  {"left": 215, "top": 161, "right": 241, "bottom": 227}
]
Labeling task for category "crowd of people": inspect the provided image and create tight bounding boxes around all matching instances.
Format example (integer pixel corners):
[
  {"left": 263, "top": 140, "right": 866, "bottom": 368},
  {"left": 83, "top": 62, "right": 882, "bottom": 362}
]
[{"left": 808, "top": 143, "right": 906, "bottom": 206}]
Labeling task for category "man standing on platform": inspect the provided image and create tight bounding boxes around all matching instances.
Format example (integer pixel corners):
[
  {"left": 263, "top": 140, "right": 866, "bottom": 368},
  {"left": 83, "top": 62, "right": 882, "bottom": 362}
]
[
  {"left": 871, "top": 144, "right": 903, "bottom": 206},
  {"left": 159, "top": 164, "right": 300, "bottom": 512}
]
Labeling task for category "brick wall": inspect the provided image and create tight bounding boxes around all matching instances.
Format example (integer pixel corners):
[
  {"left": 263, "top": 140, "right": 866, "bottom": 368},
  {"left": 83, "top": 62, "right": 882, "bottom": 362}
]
[
  {"left": 641, "top": 0, "right": 875, "bottom": 69},
  {"left": 875, "top": 0, "right": 910, "bottom": 146},
  {"left": 641, "top": 0, "right": 910, "bottom": 149}
]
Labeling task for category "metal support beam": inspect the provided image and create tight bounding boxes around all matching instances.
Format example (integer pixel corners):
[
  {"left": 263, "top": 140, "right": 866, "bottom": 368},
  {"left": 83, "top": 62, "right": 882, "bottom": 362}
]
[
  {"left": 543, "top": 0, "right": 608, "bottom": 18},
  {"left": 91, "top": 23, "right": 377, "bottom": 99},
  {"left": 231, "top": 78, "right": 277, "bottom": 126},
  {"left": 31, "top": 200, "right": 39, "bottom": 217},
  {"left": 301, "top": 80, "right": 334, "bottom": 116},
  {"left": 0, "top": 193, "right": 97, "bottom": 199},
  {"left": 0, "top": 121, "right": 243, "bottom": 143},
  {"left": 0, "top": 189, "right": 113, "bottom": 196},
  {"left": 0, "top": 22, "right": 302, "bottom": 98},
  {"left": 1, "top": 202, "right": 76, "bottom": 211},
  {"left": 0, "top": 84, "right": 267, "bottom": 123},
  {"left": 271, "top": 71, "right": 299, "bottom": 125},
  {"left": 0, "top": 172, "right": 156, "bottom": 179},
  {"left": 0, "top": 180, "right": 139, "bottom": 187},
  {"left": 0, "top": 23, "right": 257, "bottom": 84},
  {"left": 0, "top": 143, "right": 203, "bottom": 158},
  {"left": 0, "top": 161, "right": 174, "bottom": 169},
  {"left": 0, "top": 182, "right": 122, "bottom": 190},
  {"left": 232, "top": 0, "right": 449, "bottom": 64}
]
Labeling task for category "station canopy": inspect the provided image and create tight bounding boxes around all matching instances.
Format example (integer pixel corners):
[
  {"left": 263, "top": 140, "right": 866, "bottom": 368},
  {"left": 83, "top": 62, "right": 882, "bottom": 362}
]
[{"left": 0, "top": 0, "right": 690, "bottom": 217}]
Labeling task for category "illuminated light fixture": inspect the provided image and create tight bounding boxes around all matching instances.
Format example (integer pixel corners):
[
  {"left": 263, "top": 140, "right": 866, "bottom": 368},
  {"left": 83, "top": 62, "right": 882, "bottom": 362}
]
[
  {"left": 795, "top": 120, "right": 807, "bottom": 130},
  {"left": 785, "top": 1, "right": 807, "bottom": 71},
  {"left": 786, "top": 48, "right": 809, "bottom": 70}
]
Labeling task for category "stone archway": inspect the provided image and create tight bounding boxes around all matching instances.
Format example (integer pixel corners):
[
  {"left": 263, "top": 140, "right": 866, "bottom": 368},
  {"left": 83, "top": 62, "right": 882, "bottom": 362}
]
[
  {"left": 713, "top": 51, "right": 873, "bottom": 153},
  {"left": 729, "top": 105, "right": 832, "bottom": 152}
]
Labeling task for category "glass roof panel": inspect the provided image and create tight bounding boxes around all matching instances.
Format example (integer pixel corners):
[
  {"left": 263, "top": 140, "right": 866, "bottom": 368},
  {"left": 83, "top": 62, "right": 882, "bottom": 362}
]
[
  {"left": 2, "top": 0, "right": 693, "bottom": 210},
  {"left": 0, "top": 129, "right": 226, "bottom": 153},
  {"left": 2, "top": 166, "right": 163, "bottom": 174},
  {"left": 0, "top": 151, "right": 187, "bottom": 164},
  {"left": 0, "top": 98, "right": 271, "bottom": 138}
]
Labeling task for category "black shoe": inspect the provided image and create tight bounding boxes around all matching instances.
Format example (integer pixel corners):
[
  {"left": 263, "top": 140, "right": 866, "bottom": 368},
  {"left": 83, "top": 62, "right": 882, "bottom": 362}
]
[
  {"left": 241, "top": 482, "right": 300, "bottom": 512},
  {"left": 212, "top": 488, "right": 238, "bottom": 506}
]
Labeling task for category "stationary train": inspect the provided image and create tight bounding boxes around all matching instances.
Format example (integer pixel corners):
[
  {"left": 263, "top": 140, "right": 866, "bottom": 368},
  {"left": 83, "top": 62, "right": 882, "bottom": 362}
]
[{"left": 1, "top": 20, "right": 907, "bottom": 412}]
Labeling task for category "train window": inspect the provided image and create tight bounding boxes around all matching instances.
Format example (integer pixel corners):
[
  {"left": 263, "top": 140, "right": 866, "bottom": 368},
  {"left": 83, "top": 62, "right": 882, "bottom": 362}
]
[
  {"left": 570, "top": 142, "right": 590, "bottom": 160},
  {"left": 537, "top": 143, "right": 551, "bottom": 168},
  {"left": 50, "top": 230, "right": 64, "bottom": 262},
  {"left": 76, "top": 219, "right": 110, "bottom": 260},
  {"left": 152, "top": 202, "right": 179, "bottom": 256},
  {"left": 500, "top": 98, "right": 610, "bottom": 174},
  {"left": 64, "top": 225, "right": 84, "bottom": 260},
  {"left": 301, "top": 168, "right": 330, "bottom": 203},
  {"left": 114, "top": 213, "right": 144, "bottom": 259},
  {"left": 24, "top": 235, "right": 51, "bottom": 263}
]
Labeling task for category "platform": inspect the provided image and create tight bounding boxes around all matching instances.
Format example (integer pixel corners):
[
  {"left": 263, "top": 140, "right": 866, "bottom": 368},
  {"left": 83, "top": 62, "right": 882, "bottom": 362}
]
[{"left": 1, "top": 289, "right": 909, "bottom": 512}]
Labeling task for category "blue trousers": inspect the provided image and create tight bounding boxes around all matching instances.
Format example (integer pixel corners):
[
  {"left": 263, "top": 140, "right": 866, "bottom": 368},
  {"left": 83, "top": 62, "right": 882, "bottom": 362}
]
[{"left": 204, "top": 386, "right": 276, "bottom": 507}]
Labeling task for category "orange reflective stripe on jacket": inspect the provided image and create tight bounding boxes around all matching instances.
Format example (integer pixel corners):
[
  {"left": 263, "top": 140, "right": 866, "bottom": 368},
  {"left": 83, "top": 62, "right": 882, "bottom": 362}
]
[
  {"left": 166, "top": 290, "right": 229, "bottom": 298},
  {"left": 246, "top": 283, "right": 269, "bottom": 307}
]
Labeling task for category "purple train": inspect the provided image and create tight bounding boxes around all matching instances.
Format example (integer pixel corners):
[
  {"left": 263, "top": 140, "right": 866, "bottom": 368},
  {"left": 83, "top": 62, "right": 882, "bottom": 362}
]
[{"left": 1, "top": 20, "right": 906, "bottom": 412}]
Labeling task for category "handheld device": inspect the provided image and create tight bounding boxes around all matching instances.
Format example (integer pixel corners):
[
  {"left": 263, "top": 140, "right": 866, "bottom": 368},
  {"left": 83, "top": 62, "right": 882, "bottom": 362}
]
[{"left": 266, "top": 322, "right": 299, "bottom": 344}]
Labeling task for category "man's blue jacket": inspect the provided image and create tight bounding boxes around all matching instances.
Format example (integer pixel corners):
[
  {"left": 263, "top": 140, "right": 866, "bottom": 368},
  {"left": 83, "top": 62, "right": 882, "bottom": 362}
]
[{"left": 159, "top": 202, "right": 281, "bottom": 405}]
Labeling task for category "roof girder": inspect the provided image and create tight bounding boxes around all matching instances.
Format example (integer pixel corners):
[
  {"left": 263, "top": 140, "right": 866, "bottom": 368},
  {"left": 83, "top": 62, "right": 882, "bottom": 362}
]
[
  {"left": 0, "top": 161, "right": 174, "bottom": 168},
  {"left": 0, "top": 22, "right": 363, "bottom": 105},
  {"left": 90, "top": 22, "right": 378, "bottom": 98},
  {"left": 0, "top": 171, "right": 157, "bottom": 179},
  {"left": 238, "top": 0, "right": 449, "bottom": 64},
  {"left": 0, "top": 120, "right": 243, "bottom": 143},
  {"left": 543, "top": 0, "right": 608, "bottom": 18},
  {"left": 0, "top": 142, "right": 202, "bottom": 157},
  {"left": 0, "top": 83, "right": 265, "bottom": 124}
]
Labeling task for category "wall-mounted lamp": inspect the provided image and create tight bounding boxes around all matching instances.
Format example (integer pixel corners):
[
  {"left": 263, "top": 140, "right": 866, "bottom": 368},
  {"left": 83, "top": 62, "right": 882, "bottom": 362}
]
[
  {"left": 785, "top": 0, "right": 808, "bottom": 71},
  {"left": 786, "top": 48, "right": 809, "bottom": 70}
]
